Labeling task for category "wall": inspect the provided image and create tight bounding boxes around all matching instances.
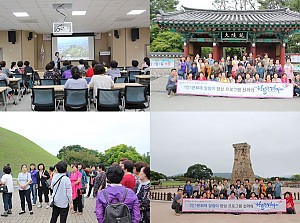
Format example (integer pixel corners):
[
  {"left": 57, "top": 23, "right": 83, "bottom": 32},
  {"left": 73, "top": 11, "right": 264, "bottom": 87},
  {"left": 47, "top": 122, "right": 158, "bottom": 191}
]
[{"left": 0, "top": 31, "right": 22, "bottom": 67}]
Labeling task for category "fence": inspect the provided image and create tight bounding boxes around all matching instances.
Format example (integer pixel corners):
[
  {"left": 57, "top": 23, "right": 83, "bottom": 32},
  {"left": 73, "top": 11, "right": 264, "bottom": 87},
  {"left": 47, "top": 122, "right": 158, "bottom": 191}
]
[
  {"left": 150, "top": 185, "right": 182, "bottom": 190},
  {"left": 150, "top": 191, "right": 300, "bottom": 201}
]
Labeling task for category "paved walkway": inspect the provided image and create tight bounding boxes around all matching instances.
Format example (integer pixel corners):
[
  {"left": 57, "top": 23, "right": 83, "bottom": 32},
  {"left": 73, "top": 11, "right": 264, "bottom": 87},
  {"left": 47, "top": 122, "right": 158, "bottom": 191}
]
[
  {"left": 151, "top": 200, "right": 299, "bottom": 223},
  {"left": 151, "top": 76, "right": 300, "bottom": 111},
  {"left": 0, "top": 190, "right": 97, "bottom": 223}
]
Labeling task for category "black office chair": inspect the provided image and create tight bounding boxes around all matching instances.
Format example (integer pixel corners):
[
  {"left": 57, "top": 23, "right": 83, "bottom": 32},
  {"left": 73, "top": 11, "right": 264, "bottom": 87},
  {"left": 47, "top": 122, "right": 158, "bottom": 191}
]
[
  {"left": 31, "top": 88, "right": 56, "bottom": 111},
  {"left": 124, "top": 86, "right": 148, "bottom": 111},
  {"left": 127, "top": 70, "right": 142, "bottom": 83},
  {"left": 40, "top": 79, "right": 55, "bottom": 86},
  {"left": 96, "top": 88, "right": 122, "bottom": 111},
  {"left": 63, "top": 88, "right": 89, "bottom": 111}
]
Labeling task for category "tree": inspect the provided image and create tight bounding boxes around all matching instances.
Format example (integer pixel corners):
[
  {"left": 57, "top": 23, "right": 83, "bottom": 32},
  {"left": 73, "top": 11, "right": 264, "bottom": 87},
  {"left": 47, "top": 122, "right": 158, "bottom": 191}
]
[
  {"left": 103, "top": 144, "right": 144, "bottom": 166},
  {"left": 257, "top": 0, "right": 287, "bottom": 9},
  {"left": 292, "top": 174, "right": 300, "bottom": 181},
  {"left": 150, "top": 0, "right": 179, "bottom": 20},
  {"left": 57, "top": 145, "right": 104, "bottom": 167},
  {"left": 142, "top": 152, "right": 150, "bottom": 165},
  {"left": 151, "top": 31, "right": 183, "bottom": 52},
  {"left": 184, "top": 164, "right": 213, "bottom": 180},
  {"left": 151, "top": 170, "right": 167, "bottom": 181},
  {"left": 213, "top": 0, "right": 255, "bottom": 10}
]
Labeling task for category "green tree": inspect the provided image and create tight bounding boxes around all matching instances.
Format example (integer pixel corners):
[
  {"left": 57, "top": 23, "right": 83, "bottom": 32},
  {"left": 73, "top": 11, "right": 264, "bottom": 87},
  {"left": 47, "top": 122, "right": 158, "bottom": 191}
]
[
  {"left": 142, "top": 152, "right": 150, "bottom": 165},
  {"left": 151, "top": 31, "right": 183, "bottom": 52},
  {"left": 103, "top": 144, "right": 144, "bottom": 166},
  {"left": 289, "top": 0, "right": 300, "bottom": 11},
  {"left": 57, "top": 145, "right": 104, "bottom": 167},
  {"left": 151, "top": 170, "right": 167, "bottom": 181},
  {"left": 184, "top": 164, "right": 213, "bottom": 180},
  {"left": 292, "top": 174, "right": 300, "bottom": 181},
  {"left": 150, "top": 0, "right": 179, "bottom": 20}
]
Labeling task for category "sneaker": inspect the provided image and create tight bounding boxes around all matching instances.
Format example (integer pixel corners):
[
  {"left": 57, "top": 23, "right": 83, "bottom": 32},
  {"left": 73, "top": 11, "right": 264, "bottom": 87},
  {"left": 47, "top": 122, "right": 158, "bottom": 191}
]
[
  {"left": 7, "top": 210, "right": 12, "bottom": 215},
  {"left": 32, "top": 203, "right": 36, "bottom": 206},
  {"left": 167, "top": 95, "right": 171, "bottom": 98},
  {"left": 19, "top": 211, "right": 25, "bottom": 215},
  {"left": 46, "top": 205, "right": 50, "bottom": 209},
  {"left": 30, "top": 211, "right": 33, "bottom": 215},
  {"left": 1, "top": 212, "right": 8, "bottom": 217},
  {"left": 37, "top": 204, "right": 42, "bottom": 208}
]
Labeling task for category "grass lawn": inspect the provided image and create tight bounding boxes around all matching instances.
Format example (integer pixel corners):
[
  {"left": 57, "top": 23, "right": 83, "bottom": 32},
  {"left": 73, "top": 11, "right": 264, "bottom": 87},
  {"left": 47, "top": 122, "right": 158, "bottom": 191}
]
[
  {"left": 161, "top": 181, "right": 185, "bottom": 186},
  {"left": 0, "top": 127, "right": 60, "bottom": 177}
]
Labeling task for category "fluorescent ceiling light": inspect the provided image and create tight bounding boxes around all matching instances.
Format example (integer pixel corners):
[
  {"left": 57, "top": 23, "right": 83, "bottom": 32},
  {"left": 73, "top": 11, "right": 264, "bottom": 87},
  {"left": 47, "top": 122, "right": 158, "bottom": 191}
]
[
  {"left": 13, "top": 12, "right": 29, "bottom": 17},
  {"left": 72, "top": 11, "right": 86, "bottom": 16},
  {"left": 127, "top": 10, "right": 146, "bottom": 15}
]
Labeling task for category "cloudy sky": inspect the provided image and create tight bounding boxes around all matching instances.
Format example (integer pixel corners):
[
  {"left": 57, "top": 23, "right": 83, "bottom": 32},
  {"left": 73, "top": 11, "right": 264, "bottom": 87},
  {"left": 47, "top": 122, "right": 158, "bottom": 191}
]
[
  {"left": 0, "top": 113, "right": 150, "bottom": 156},
  {"left": 151, "top": 112, "right": 300, "bottom": 178}
]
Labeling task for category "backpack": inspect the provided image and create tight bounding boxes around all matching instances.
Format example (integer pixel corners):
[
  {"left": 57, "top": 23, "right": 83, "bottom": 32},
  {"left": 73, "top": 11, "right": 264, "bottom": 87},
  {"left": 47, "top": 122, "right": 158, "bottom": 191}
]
[{"left": 103, "top": 188, "right": 132, "bottom": 223}]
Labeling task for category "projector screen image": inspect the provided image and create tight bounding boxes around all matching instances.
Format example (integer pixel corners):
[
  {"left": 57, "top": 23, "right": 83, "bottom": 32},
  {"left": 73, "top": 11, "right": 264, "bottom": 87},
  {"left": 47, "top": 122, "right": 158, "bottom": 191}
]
[{"left": 52, "top": 36, "right": 95, "bottom": 61}]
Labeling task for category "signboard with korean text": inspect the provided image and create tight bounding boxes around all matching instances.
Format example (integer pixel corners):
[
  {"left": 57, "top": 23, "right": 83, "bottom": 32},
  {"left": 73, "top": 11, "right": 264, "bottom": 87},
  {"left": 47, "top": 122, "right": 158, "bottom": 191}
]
[
  {"left": 150, "top": 58, "right": 175, "bottom": 69},
  {"left": 290, "top": 54, "right": 300, "bottom": 63},
  {"left": 176, "top": 80, "right": 293, "bottom": 99},
  {"left": 221, "top": 32, "right": 248, "bottom": 41},
  {"left": 182, "top": 199, "right": 286, "bottom": 213}
]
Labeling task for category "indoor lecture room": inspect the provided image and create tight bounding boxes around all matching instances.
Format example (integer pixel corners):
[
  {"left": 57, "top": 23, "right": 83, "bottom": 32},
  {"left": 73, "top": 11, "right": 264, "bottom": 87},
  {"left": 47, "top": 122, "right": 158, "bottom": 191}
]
[{"left": 0, "top": 0, "right": 150, "bottom": 112}]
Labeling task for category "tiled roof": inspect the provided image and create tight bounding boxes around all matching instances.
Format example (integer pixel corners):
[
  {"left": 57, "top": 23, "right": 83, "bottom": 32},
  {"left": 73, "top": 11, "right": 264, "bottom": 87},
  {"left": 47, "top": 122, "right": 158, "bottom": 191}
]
[{"left": 154, "top": 7, "right": 300, "bottom": 27}]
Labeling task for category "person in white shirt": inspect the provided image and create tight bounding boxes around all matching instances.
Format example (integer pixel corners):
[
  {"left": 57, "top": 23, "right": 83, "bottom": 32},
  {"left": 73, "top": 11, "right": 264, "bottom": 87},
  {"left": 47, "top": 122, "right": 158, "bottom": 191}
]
[
  {"left": 0, "top": 165, "right": 14, "bottom": 217},
  {"left": 89, "top": 64, "right": 114, "bottom": 102},
  {"left": 18, "top": 164, "right": 33, "bottom": 215}
]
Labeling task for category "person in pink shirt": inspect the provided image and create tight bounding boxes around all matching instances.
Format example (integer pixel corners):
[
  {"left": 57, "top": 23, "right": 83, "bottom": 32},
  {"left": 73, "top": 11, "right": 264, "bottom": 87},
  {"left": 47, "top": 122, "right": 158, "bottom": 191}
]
[
  {"left": 197, "top": 72, "right": 206, "bottom": 81},
  {"left": 69, "top": 164, "right": 82, "bottom": 215},
  {"left": 281, "top": 73, "right": 289, "bottom": 83},
  {"left": 284, "top": 59, "right": 294, "bottom": 82}
]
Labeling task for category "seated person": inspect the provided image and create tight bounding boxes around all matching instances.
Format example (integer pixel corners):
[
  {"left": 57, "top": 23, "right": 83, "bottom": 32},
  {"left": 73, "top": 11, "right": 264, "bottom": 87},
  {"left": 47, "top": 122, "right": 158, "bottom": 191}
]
[
  {"left": 89, "top": 64, "right": 114, "bottom": 102},
  {"left": 281, "top": 73, "right": 288, "bottom": 83},
  {"left": 208, "top": 73, "right": 216, "bottom": 81},
  {"left": 62, "top": 65, "right": 73, "bottom": 79},
  {"left": 197, "top": 72, "right": 206, "bottom": 81},
  {"left": 189, "top": 62, "right": 199, "bottom": 79},
  {"left": 285, "top": 192, "right": 296, "bottom": 214},
  {"left": 191, "top": 191, "right": 199, "bottom": 199},
  {"left": 128, "top": 60, "right": 140, "bottom": 71},
  {"left": 293, "top": 74, "right": 300, "bottom": 96},
  {"left": 17, "top": 61, "right": 24, "bottom": 74},
  {"left": 219, "top": 193, "right": 226, "bottom": 200},
  {"left": 272, "top": 73, "right": 281, "bottom": 83},
  {"left": 142, "top": 57, "right": 150, "bottom": 70},
  {"left": 77, "top": 59, "right": 84, "bottom": 70},
  {"left": 229, "top": 75, "right": 235, "bottom": 83},
  {"left": 86, "top": 60, "right": 99, "bottom": 78},
  {"left": 244, "top": 73, "right": 253, "bottom": 83},
  {"left": 187, "top": 72, "right": 193, "bottom": 80},
  {"left": 250, "top": 192, "right": 258, "bottom": 200},
  {"left": 23, "top": 60, "right": 34, "bottom": 75},
  {"left": 265, "top": 74, "right": 272, "bottom": 83},
  {"left": 236, "top": 75, "right": 245, "bottom": 84},
  {"left": 0, "top": 68, "right": 13, "bottom": 97},
  {"left": 201, "top": 192, "right": 208, "bottom": 199},
  {"left": 228, "top": 191, "right": 237, "bottom": 200},
  {"left": 49, "top": 61, "right": 61, "bottom": 76},
  {"left": 219, "top": 73, "right": 229, "bottom": 83},
  {"left": 64, "top": 67, "right": 88, "bottom": 89},
  {"left": 106, "top": 60, "right": 121, "bottom": 81},
  {"left": 239, "top": 192, "right": 246, "bottom": 200},
  {"left": 43, "top": 63, "right": 60, "bottom": 80},
  {"left": 171, "top": 188, "right": 183, "bottom": 216},
  {"left": 166, "top": 69, "right": 177, "bottom": 98},
  {"left": 259, "top": 193, "right": 266, "bottom": 200},
  {"left": 10, "top": 62, "right": 18, "bottom": 73},
  {"left": 144, "top": 60, "right": 150, "bottom": 74},
  {"left": 253, "top": 73, "right": 263, "bottom": 83},
  {"left": 0, "top": 61, "right": 10, "bottom": 76},
  {"left": 61, "top": 60, "right": 70, "bottom": 74}
]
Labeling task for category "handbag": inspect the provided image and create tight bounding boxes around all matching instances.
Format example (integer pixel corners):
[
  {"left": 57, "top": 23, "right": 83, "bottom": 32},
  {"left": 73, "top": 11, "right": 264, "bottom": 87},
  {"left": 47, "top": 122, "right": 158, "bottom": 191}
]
[
  {"left": 45, "top": 179, "right": 51, "bottom": 188},
  {"left": 80, "top": 187, "right": 86, "bottom": 195},
  {"left": 50, "top": 176, "right": 65, "bottom": 208},
  {"left": 0, "top": 185, "right": 8, "bottom": 193}
]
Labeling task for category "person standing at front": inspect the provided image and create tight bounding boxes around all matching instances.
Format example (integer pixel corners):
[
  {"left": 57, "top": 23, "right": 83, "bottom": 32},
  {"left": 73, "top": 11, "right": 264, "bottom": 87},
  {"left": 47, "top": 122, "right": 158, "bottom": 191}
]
[
  {"left": 50, "top": 161, "right": 72, "bottom": 223},
  {"left": 274, "top": 177, "right": 282, "bottom": 199},
  {"left": 70, "top": 164, "right": 83, "bottom": 215},
  {"left": 18, "top": 164, "right": 33, "bottom": 215},
  {"left": 0, "top": 165, "right": 14, "bottom": 217},
  {"left": 36, "top": 163, "right": 50, "bottom": 208},
  {"left": 29, "top": 163, "right": 38, "bottom": 206}
]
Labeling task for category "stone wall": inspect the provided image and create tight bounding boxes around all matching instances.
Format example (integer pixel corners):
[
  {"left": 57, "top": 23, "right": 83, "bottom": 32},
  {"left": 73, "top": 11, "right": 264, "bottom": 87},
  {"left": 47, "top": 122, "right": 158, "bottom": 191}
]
[{"left": 231, "top": 142, "right": 255, "bottom": 184}]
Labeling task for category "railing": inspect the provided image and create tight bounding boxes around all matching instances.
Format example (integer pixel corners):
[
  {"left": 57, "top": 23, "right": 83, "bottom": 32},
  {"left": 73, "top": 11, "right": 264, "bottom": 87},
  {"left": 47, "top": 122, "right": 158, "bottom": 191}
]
[
  {"left": 150, "top": 185, "right": 182, "bottom": 190},
  {"left": 150, "top": 191, "right": 300, "bottom": 201}
]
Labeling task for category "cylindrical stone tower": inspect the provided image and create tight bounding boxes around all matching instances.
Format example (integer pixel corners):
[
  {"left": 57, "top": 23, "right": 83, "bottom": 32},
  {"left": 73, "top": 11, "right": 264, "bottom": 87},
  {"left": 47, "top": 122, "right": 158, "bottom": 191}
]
[{"left": 231, "top": 143, "right": 255, "bottom": 184}]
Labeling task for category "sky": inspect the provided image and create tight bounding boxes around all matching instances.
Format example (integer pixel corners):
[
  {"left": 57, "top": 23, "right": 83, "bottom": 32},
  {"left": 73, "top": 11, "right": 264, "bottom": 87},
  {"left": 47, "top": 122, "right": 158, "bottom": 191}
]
[
  {"left": 0, "top": 113, "right": 150, "bottom": 156},
  {"left": 177, "top": 0, "right": 259, "bottom": 10},
  {"left": 151, "top": 112, "right": 300, "bottom": 178}
]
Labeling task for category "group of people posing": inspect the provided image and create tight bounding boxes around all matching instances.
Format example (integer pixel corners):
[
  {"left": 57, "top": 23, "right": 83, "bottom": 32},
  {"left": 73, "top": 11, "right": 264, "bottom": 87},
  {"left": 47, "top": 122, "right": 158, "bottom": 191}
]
[
  {"left": 172, "top": 178, "right": 295, "bottom": 215},
  {"left": 0, "top": 159, "right": 150, "bottom": 223},
  {"left": 166, "top": 52, "right": 300, "bottom": 97}
]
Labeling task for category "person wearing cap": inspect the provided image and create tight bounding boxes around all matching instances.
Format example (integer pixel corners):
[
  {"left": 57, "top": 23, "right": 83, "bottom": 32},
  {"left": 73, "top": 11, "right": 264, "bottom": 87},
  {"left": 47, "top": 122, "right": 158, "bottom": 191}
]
[{"left": 171, "top": 188, "right": 183, "bottom": 216}]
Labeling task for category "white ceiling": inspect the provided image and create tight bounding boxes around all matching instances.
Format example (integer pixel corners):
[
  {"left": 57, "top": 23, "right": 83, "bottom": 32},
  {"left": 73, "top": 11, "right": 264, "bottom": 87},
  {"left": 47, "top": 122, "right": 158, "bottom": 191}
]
[{"left": 0, "top": 0, "right": 150, "bottom": 34}]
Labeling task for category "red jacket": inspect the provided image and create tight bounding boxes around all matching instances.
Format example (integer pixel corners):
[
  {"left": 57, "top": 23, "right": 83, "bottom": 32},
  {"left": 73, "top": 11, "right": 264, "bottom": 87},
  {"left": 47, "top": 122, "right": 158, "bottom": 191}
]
[
  {"left": 121, "top": 173, "right": 136, "bottom": 191},
  {"left": 286, "top": 196, "right": 295, "bottom": 210},
  {"left": 86, "top": 68, "right": 94, "bottom": 77}
]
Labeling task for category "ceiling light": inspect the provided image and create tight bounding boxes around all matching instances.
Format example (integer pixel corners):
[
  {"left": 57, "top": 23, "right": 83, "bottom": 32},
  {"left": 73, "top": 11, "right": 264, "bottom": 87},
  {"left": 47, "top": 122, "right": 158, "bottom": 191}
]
[
  {"left": 127, "top": 10, "right": 146, "bottom": 15},
  {"left": 13, "top": 12, "right": 29, "bottom": 17},
  {"left": 72, "top": 11, "right": 86, "bottom": 16}
]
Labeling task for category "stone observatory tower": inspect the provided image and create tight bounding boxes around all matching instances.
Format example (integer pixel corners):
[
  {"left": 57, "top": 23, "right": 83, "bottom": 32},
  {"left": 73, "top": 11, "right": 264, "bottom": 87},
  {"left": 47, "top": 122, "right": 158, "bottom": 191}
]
[{"left": 231, "top": 143, "right": 255, "bottom": 184}]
